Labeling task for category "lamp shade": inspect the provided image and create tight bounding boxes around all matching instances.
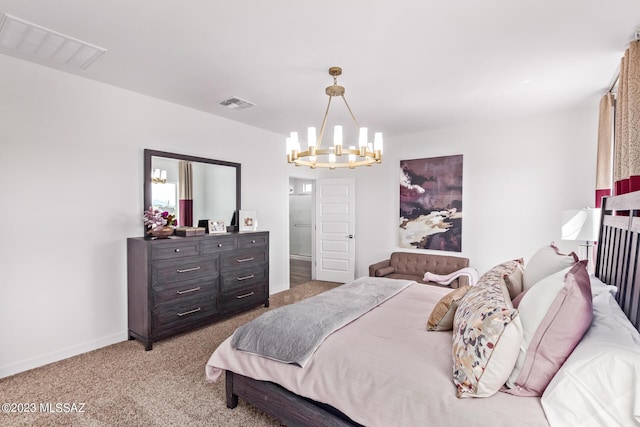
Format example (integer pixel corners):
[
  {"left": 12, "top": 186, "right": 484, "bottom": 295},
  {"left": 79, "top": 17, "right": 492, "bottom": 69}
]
[{"left": 561, "top": 208, "right": 601, "bottom": 242}]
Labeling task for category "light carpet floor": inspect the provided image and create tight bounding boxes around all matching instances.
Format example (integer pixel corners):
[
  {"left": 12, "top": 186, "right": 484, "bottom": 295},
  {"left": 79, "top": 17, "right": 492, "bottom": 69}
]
[{"left": 0, "top": 281, "right": 341, "bottom": 427}]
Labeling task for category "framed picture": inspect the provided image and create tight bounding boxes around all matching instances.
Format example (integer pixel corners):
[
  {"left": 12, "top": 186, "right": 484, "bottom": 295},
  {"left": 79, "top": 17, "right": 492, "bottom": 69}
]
[
  {"left": 208, "top": 219, "right": 226, "bottom": 234},
  {"left": 399, "top": 154, "right": 463, "bottom": 252},
  {"left": 239, "top": 210, "right": 257, "bottom": 231}
]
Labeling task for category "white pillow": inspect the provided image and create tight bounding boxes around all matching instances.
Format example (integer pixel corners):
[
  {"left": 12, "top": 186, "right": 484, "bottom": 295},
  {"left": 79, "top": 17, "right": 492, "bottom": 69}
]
[
  {"left": 589, "top": 275, "right": 617, "bottom": 297},
  {"left": 541, "top": 290, "right": 640, "bottom": 426},
  {"left": 523, "top": 242, "right": 577, "bottom": 291}
]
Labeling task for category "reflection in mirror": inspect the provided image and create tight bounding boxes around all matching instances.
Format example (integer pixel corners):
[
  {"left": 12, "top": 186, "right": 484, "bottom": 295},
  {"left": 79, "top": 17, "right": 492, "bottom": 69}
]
[{"left": 144, "top": 149, "right": 241, "bottom": 231}]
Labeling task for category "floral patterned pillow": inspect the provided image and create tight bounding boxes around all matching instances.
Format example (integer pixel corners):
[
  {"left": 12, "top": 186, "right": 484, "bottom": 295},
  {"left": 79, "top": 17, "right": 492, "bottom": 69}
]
[{"left": 452, "top": 260, "right": 524, "bottom": 398}]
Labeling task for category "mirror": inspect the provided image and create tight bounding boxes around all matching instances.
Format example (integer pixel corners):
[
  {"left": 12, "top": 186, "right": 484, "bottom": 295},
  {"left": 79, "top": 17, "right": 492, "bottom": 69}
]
[{"left": 144, "top": 149, "right": 241, "bottom": 231}]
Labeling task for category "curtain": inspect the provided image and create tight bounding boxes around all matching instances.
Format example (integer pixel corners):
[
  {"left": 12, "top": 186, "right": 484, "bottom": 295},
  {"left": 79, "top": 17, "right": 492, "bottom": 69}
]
[
  {"left": 179, "top": 160, "right": 193, "bottom": 226},
  {"left": 595, "top": 93, "right": 614, "bottom": 207},
  {"left": 614, "top": 41, "right": 640, "bottom": 196}
]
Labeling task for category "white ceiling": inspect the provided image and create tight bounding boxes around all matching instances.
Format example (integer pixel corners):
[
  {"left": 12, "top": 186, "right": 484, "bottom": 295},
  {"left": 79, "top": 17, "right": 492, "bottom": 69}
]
[{"left": 1, "top": 0, "right": 639, "bottom": 141}]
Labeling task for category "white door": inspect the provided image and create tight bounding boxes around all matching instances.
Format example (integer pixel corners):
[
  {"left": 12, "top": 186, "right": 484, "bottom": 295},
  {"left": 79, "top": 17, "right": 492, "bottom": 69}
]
[{"left": 314, "top": 177, "right": 356, "bottom": 283}]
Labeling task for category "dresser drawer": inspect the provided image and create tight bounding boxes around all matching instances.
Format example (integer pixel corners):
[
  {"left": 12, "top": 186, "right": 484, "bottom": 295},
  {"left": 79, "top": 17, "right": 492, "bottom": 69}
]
[
  {"left": 220, "top": 267, "right": 267, "bottom": 293},
  {"left": 220, "top": 248, "right": 267, "bottom": 271},
  {"left": 152, "top": 256, "right": 217, "bottom": 286},
  {"left": 220, "top": 284, "right": 267, "bottom": 312},
  {"left": 237, "top": 233, "right": 268, "bottom": 249},
  {"left": 151, "top": 240, "right": 200, "bottom": 260},
  {"left": 152, "top": 295, "right": 218, "bottom": 335},
  {"left": 153, "top": 276, "right": 218, "bottom": 305},
  {"left": 200, "top": 235, "right": 237, "bottom": 254}
]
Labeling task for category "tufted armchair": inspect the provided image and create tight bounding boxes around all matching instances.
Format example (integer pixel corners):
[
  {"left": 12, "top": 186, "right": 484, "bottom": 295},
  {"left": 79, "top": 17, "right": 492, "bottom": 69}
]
[{"left": 368, "top": 252, "right": 470, "bottom": 288}]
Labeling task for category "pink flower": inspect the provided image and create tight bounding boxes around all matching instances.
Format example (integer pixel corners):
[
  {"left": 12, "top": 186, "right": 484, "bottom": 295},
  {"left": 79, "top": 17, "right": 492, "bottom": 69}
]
[{"left": 143, "top": 206, "right": 176, "bottom": 230}]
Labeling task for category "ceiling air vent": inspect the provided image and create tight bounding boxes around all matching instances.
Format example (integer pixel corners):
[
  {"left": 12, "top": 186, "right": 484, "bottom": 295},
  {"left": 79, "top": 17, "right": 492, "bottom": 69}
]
[
  {"left": 219, "top": 97, "right": 255, "bottom": 110},
  {"left": 0, "top": 13, "right": 106, "bottom": 70}
]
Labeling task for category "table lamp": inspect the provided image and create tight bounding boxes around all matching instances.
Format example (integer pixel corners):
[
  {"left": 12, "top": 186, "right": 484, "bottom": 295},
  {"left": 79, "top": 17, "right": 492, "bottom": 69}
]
[{"left": 561, "top": 208, "right": 601, "bottom": 273}]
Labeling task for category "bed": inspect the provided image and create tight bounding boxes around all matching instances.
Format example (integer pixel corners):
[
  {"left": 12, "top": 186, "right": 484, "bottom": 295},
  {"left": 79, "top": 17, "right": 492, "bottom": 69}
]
[{"left": 206, "top": 191, "right": 640, "bottom": 427}]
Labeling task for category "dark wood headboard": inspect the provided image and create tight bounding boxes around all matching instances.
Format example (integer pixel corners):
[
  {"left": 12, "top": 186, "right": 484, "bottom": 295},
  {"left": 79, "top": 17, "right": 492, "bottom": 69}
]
[{"left": 595, "top": 190, "right": 640, "bottom": 331}]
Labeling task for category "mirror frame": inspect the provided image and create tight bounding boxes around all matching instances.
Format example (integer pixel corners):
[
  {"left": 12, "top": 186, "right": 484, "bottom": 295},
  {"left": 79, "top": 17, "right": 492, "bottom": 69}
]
[{"left": 143, "top": 149, "right": 241, "bottom": 232}]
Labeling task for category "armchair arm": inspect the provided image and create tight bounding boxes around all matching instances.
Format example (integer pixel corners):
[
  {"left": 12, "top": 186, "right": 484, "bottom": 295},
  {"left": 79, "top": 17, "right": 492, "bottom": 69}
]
[
  {"left": 454, "top": 275, "right": 469, "bottom": 288},
  {"left": 369, "top": 259, "right": 392, "bottom": 277}
]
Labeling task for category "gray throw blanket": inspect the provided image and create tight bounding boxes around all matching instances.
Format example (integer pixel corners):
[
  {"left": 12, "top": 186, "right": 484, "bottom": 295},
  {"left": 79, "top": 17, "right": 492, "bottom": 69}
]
[{"left": 230, "top": 277, "right": 413, "bottom": 367}]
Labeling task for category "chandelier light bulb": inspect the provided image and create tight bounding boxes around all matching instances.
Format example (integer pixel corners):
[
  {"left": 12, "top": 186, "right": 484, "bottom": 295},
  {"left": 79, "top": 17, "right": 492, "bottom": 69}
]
[
  {"left": 290, "top": 131, "right": 300, "bottom": 151},
  {"left": 374, "top": 132, "right": 383, "bottom": 153},
  {"left": 334, "top": 125, "right": 342, "bottom": 148},
  {"left": 359, "top": 127, "right": 368, "bottom": 148},
  {"left": 307, "top": 127, "right": 316, "bottom": 150},
  {"left": 348, "top": 146, "right": 356, "bottom": 163}
]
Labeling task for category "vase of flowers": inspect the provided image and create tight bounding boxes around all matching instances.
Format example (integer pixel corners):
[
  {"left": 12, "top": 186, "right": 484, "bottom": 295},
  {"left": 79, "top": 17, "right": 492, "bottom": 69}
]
[{"left": 143, "top": 207, "right": 177, "bottom": 239}]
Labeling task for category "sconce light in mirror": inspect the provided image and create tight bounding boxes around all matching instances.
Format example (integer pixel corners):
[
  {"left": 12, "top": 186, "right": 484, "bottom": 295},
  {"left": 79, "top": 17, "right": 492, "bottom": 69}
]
[{"left": 152, "top": 169, "right": 167, "bottom": 184}]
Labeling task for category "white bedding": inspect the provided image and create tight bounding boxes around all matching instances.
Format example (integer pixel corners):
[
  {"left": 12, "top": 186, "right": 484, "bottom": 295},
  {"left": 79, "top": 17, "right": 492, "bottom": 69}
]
[{"left": 206, "top": 282, "right": 549, "bottom": 427}]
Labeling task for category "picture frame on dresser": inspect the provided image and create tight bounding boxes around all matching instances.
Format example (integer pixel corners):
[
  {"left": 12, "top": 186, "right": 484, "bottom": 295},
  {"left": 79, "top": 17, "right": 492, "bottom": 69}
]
[
  {"left": 239, "top": 210, "right": 257, "bottom": 231},
  {"left": 209, "top": 220, "right": 226, "bottom": 234}
]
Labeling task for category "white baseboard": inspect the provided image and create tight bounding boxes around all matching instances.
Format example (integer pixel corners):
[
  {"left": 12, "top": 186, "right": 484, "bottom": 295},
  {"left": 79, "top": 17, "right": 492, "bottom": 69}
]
[
  {"left": 270, "top": 283, "right": 289, "bottom": 294},
  {"left": 0, "top": 331, "right": 128, "bottom": 379}
]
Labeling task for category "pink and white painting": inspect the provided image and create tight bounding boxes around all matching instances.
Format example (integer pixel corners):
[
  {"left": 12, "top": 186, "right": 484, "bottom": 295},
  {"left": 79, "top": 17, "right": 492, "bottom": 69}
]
[{"left": 399, "top": 155, "right": 463, "bottom": 252}]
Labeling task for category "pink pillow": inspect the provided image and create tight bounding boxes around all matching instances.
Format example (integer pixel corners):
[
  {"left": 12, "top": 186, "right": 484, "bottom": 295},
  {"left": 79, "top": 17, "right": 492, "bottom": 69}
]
[{"left": 503, "top": 261, "right": 592, "bottom": 396}]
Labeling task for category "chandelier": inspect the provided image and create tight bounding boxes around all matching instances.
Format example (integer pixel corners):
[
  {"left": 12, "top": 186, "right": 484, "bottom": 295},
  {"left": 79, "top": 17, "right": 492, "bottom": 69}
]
[{"left": 286, "top": 67, "right": 383, "bottom": 169}]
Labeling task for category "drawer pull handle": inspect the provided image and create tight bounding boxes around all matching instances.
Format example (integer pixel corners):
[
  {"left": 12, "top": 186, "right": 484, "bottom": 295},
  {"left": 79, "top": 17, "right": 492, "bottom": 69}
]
[
  {"left": 237, "top": 274, "right": 255, "bottom": 281},
  {"left": 176, "top": 286, "right": 201, "bottom": 295},
  {"left": 177, "top": 266, "right": 201, "bottom": 273},
  {"left": 251, "top": 240, "right": 256, "bottom": 244},
  {"left": 236, "top": 292, "right": 255, "bottom": 299},
  {"left": 175, "top": 248, "right": 180, "bottom": 252},
  {"left": 237, "top": 257, "right": 254, "bottom": 263},
  {"left": 218, "top": 243, "right": 223, "bottom": 247},
  {"left": 177, "top": 307, "right": 201, "bottom": 317}
]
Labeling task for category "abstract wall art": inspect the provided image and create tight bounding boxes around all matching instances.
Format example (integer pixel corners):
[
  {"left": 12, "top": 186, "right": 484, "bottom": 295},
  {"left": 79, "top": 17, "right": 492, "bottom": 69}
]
[{"left": 399, "top": 155, "right": 463, "bottom": 252}]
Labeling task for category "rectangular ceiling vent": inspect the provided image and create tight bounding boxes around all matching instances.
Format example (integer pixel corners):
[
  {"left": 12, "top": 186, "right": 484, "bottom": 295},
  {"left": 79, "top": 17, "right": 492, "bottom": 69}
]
[
  {"left": 219, "top": 97, "right": 255, "bottom": 110},
  {"left": 0, "top": 13, "right": 106, "bottom": 70}
]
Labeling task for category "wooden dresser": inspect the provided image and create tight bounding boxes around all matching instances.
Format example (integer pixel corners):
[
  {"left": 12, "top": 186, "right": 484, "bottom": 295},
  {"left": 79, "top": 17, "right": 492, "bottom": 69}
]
[{"left": 127, "top": 231, "right": 269, "bottom": 350}]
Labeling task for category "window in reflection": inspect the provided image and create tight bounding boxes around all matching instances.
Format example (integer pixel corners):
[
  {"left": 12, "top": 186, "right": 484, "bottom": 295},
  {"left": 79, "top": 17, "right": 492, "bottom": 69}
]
[{"left": 152, "top": 182, "right": 177, "bottom": 215}]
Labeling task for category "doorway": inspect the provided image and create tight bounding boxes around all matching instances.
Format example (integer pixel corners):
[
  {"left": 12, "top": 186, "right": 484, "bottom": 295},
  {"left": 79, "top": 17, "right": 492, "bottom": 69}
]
[{"left": 289, "top": 178, "right": 314, "bottom": 286}]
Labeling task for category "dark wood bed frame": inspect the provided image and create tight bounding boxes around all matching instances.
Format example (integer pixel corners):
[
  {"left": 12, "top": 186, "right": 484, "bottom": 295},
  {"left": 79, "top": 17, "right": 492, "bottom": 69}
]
[
  {"left": 595, "top": 191, "right": 640, "bottom": 330},
  {"left": 224, "top": 191, "right": 640, "bottom": 427}
]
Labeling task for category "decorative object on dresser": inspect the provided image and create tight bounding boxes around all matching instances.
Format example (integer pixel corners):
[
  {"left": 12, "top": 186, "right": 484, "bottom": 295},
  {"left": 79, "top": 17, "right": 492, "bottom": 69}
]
[
  {"left": 239, "top": 210, "right": 257, "bottom": 231},
  {"left": 143, "top": 207, "right": 176, "bottom": 239},
  {"left": 127, "top": 231, "right": 269, "bottom": 350},
  {"left": 175, "top": 226, "right": 206, "bottom": 237},
  {"left": 209, "top": 220, "right": 226, "bottom": 234}
]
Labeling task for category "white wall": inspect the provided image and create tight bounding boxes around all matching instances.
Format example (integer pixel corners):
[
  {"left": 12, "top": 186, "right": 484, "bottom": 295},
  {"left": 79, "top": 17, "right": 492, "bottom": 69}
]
[
  {"left": 0, "top": 54, "right": 291, "bottom": 378},
  {"left": 0, "top": 51, "right": 599, "bottom": 378},
  {"left": 331, "top": 106, "right": 598, "bottom": 276}
]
